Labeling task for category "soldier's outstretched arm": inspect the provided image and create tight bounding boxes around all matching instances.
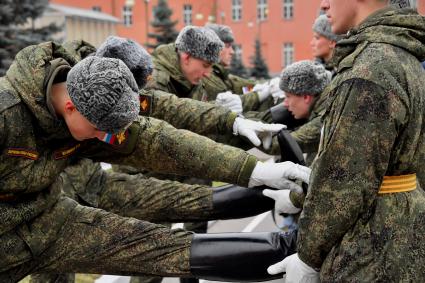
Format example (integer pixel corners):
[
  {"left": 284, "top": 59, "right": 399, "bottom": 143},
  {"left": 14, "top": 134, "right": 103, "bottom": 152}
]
[
  {"left": 140, "top": 89, "right": 237, "bottom": 137},
  {"left": 81, "top": 116, "right": 309, "bottom": 189},
  {"left": 140, "top": 89, "right": 285, "bottom": 150}
]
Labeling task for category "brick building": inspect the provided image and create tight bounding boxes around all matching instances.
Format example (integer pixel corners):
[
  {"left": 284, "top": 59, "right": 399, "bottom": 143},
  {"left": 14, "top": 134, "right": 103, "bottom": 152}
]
[{"left": 49, "top": 0, "right": 425, "bottom": 74}]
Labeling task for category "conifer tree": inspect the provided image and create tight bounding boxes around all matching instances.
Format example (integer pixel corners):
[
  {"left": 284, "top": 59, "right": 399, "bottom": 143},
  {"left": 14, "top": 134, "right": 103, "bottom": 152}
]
[
  {"left": 249, "top": 38, "right": 270, "bottom": 79},
  {"left": 230, "top": 49, "right": 248, "bottom": 78},
  {"left": 147, "top": 0, "right": 179, "bottom": 49},
  {"left": 0, "top": 0, "right": 60, "bottom": 75}
]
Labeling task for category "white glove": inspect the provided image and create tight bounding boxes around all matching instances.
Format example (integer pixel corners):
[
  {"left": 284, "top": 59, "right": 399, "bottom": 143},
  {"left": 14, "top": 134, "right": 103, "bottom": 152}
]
[
  {"left": 263, "top": 189, "right": 301, "bottom": 214},
  {"left": 233, "top": 117, "right": 285, "bottom": 149},
  {"left": 216, "top": 91, "right": 243, "bottom": 114},
  {"left": 269, "top": 77, "right": 281, "bottom": 93},
  {"left": 252, "top": 82, "right": 267, "bottom": 92},
  {"left": 268, "top": 253, "right": 320, "bottom": 283},
  {"left": 256, "top": 84, "right": 272, "bottom": 103},
  {"left": 248, "top": 161, "right": 311, "bottom": 191}
]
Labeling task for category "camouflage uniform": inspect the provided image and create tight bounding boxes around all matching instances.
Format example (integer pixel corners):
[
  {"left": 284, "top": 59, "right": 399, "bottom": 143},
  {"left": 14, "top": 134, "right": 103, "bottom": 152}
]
[
  {"left": 201, "top": 63, "right": 267, "bottom": 112},
  {"left": 296, "top": 8, "right": 425, "bottom": 282},
  {"left": 148, "top": 44, "right": 273, "bottom": 112},
  {"left": 0, "top": 42, "right": 257, "bottom": 282}
]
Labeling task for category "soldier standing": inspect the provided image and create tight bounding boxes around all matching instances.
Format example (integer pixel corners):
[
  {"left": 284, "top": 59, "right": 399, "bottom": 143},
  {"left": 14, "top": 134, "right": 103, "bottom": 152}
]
[{"left": 267, "top": 0, "right": 425, "bottom": 282}]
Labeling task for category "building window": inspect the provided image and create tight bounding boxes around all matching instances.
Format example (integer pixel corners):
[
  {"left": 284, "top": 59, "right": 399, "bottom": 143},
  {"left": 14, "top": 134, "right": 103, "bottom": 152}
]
[
  {"left": 257, "top": 0, "right": 268, "bottom": 21},
  {"left": 232, "top": 0, "right": 242, "bottom": 21},
  {"left": 123, "top": 5, "right": 133, "bottom": 27},
  {"left": 283, "top": 0, "right": 293, "bottom": 20},
  {"left": 183, "top": 4, "right": 192, "bottom": 25},
  {"left": 410, "top": 0, "right": 417, "bottom": 8},
  {"left": 282, "top": 43, "right": 294, "bottom": 68},
  {"left": 92, "top": 6, "right": 101, "bottom": 12},
  {"left": 234, "top": 44, "right": 243, "bottom": 60}
]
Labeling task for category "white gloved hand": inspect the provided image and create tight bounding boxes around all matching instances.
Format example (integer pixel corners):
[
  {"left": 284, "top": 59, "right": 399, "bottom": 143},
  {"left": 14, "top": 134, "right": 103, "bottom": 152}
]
[
  {"left": 269, "top": 77, "right": 281, "bottom": 93},
  {"left": 248, "top": 161, "right": 311, "bottom": 191},
  {"left": 263, "top": 189, "right": 301, "bottom": 214},
  {"left": 233, "top": 117, "right": 285, "bottom": 149},
  {"left": 252, "top": 82, "right": 267, "bottom": 92},
  {"left": 216, "top": 91, "right": 243, "bottom": 114},
  {"left": 256, "top": 84, "right": 273, "bottom": 103},
  {"left": 267, "top": 253, "right": 320, "bottom": 283}
]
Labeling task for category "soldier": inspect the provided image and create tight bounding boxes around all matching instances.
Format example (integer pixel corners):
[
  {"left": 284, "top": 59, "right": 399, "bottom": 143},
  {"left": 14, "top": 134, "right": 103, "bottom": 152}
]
[
  {"left": 266, "top": 0, "right": 425, "bottom": 282},
  {"left": 265, "top": 60, "right": 332, "bottom": 166},
  {"left": 0, "top": 41, "right": 310, "bottom": 282},
  {"left": 311, "top": 14, "right": 341, "bottom": 74}
]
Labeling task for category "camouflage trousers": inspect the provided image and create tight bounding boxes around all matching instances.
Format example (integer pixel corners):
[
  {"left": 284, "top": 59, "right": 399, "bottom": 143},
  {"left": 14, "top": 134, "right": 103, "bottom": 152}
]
[
  {"left": 0, "top": 196, "right": 193, "bottom": 283},
  {"left": 6, "top": 159, "right": 217, "bottom": 283}
]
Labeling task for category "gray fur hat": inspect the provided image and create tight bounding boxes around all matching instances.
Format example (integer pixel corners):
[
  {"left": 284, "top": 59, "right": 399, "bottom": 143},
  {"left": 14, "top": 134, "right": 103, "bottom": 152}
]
[
  {"left": 175, "top": 26, "right": 224, "bottom": 63},
  {"left": 205, "top": 23, "right": 234, "bottom": 44},
  {"left": 312, "top": 15, "right": 340, "bottom": 42},
  {"left": 67, "top": 56, "right": 139, "bottom": 134},
  {"left": 390, "top": 0, "right": 412, "bottom": 8},
  {"left": 279, "top": 60, "right": 331, "bottom": 96},
  {"left": 96, "top": 36, "right": 153, "bottom": 89}
]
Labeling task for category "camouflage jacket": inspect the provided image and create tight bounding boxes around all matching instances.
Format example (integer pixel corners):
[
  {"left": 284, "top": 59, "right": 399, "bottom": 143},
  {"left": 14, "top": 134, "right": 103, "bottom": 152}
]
[
  {"left": 0, "top": 42, "right": 257, "bottom": 236},
  {"left": 297, "top": 8, "right": 425, "bottom": 282},
  {"left": 202, "top": 63, "right": 261, "bottom": 112}
]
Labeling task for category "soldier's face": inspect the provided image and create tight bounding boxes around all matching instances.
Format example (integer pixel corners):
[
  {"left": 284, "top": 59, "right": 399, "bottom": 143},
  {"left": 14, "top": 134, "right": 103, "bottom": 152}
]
[
  {"left": 220, "top": 43, "right": 235, "bottom": 67},
  {"left": 181, "top": 54, "right": 213, "bottom": 85},
  {"left": 310, "top": 32, "right": 336, "bottom": 62},
  {"left": 283, "top": 93, "right": 313, "bottom": 119},
  {"left": 63, "top": 102, "right": 106, "bottom": 141},
  {"left": 320, "top": 0, "right": 357, "bottom": 34}
]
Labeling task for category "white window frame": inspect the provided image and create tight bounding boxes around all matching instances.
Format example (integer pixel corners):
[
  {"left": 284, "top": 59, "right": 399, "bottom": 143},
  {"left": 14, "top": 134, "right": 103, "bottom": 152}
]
[
  {"left": 122, "top": 5, "right": 133, "bottom": 27},
  {"left": 283, "top": 0, "right": 294, "bottom": 20},
  {"left": 282, "top": 43, "right": 294, "bottom": 68},
  {"left": 232, "top": 0, "right": 242, "bottom": 22},
  {"left": 257, "top": 0, "right": 268, "bottom": 21},
  {"left": 183, "top": 4, "right": 192, "bottom": 26},
  {"left": 234, "top": 44, "right": 243, "bottom": 61}
]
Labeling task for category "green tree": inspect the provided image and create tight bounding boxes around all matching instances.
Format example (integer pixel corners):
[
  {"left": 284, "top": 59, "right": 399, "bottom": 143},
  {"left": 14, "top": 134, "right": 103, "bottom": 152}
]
[
  {"left": 147, "top": 0, "right": 179, "bottom": 49},
  {"left": 230, "top": 48, "right": 248, "bottom": 78},
  {"left": 0, "top": 0, "right": 61, "bottom": 75},
  {"left": 249, "top": 38, "right": 270, "bottom": 79}
]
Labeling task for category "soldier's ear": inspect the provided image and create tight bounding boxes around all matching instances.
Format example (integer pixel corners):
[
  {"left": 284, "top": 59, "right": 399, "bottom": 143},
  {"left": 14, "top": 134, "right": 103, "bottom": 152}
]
[
  {"left": 180, "top": 52, "right": 191, "bottom": 65},
  {"left": 64, "top": 100, "right": 77, "bottom": 114},
  {"left": 303, "top": 95, "right": 315, "bottom": 105}
]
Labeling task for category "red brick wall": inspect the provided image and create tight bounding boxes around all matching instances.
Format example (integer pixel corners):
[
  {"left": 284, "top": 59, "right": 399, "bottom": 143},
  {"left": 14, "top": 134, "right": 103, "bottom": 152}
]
[{"left": 50, "top": 0, "right": 425, "bottom": 74}]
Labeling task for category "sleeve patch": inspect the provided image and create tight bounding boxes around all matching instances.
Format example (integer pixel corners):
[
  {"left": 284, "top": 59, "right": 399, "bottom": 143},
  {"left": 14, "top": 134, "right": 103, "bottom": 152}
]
[{"left": 7, "top": 148, "right": 39, "bottom": 160}]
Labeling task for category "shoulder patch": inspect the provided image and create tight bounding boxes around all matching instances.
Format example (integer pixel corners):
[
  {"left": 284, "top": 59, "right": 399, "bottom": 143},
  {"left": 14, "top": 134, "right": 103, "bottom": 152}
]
[
  {"left": 0, "top": 91, "right": 21, "bottom": 113},
  {"left": 139, "top": 94, "right": 152, "bottom": 116}
]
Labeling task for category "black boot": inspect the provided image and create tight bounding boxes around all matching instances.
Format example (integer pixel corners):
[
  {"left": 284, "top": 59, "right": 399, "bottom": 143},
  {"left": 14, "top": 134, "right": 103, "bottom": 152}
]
[
  {"left": 190, "top": 230, "right": 297, "bottom": 282},
  {"left": 209, "top": 184, "right": 275, "bottom": 220}
]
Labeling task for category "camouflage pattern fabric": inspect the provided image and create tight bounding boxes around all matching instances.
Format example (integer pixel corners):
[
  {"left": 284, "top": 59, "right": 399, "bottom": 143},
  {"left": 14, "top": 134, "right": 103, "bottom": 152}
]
[
  {"left": 296, "top": 8, "right": 425, "bottom": 282},
  {"left": 60, "top": 159, "right": 214, "bottom": 222},
  {"left": 201, "top": 63, "right": 262, "bottom": 112},
  {"left": 202, "top": 63, "right": 255, "bottom": 98},
  {"left": 0, "top": 41, "right": 258, "bottom": 280},
  {"left": 30, "top": 273, "right": 75, "bottom": 283},
  {"left": 0, "top": 195, "right": 192, "bottom": 282}
]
